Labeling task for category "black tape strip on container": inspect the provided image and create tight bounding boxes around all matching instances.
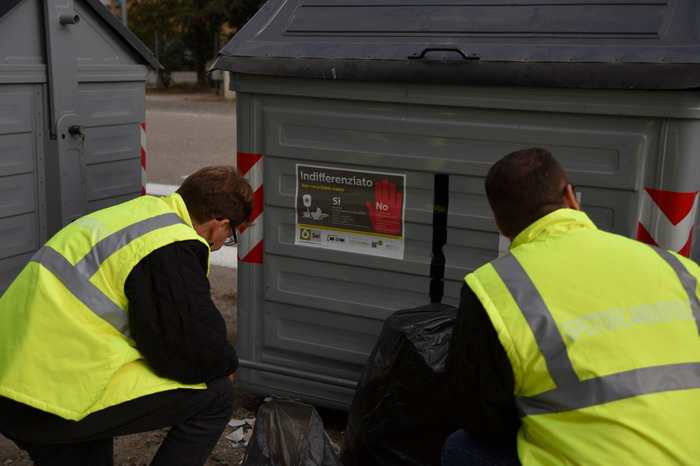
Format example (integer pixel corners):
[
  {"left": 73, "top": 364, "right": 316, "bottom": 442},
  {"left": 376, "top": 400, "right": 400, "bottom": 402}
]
[{"left": 430, "top": 174, "right": 449, "bottom": 303}]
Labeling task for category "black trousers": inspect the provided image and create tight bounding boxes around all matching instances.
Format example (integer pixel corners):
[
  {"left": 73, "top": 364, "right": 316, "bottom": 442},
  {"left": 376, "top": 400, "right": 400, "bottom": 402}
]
[{"left": 0, "top": 376, "right": 236, "bottom": 466}]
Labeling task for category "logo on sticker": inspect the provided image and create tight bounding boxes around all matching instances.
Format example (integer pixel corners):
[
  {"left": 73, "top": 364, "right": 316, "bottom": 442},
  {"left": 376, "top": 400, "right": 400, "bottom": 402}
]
[{"left": 300, "top": 228, "right": 321, "bottom": 242}]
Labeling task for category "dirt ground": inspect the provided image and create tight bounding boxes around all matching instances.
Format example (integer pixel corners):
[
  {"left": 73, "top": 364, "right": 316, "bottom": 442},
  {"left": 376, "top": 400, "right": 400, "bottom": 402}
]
[{"left": 0, "top": 264, "right": 349, "bottom": 465}]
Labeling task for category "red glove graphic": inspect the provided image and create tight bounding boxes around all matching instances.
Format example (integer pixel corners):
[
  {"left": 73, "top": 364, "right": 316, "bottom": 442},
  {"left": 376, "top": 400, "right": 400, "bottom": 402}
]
[{"left": 366, "top": 179, "right": 403, "bottom": 234}]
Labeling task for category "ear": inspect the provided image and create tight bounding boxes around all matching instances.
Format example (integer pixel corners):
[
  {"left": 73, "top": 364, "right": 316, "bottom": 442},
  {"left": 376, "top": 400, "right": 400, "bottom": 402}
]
[
  {"left": 193, "top": 218, "right": 219, "bottom": 244},
  {"left": 494, "top": 216, "right": 512, "bottom": 241},
  {"left": 563, "top": 184, "right": 581, "bottom": 211}
]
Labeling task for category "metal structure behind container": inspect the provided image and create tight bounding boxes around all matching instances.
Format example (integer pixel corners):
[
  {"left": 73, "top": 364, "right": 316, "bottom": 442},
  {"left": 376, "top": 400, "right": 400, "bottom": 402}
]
[
  {"left": 0, "top": 0, "right": 160, "bottom": 293},
  {"left": 213, "top": 0, "right": 700, "bottom": 410}
]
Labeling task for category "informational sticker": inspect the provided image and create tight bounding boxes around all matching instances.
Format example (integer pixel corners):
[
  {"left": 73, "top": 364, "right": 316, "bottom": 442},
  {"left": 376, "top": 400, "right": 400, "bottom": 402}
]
[{"left": 295, "top": 164, "right": 406, "bottom": 259}]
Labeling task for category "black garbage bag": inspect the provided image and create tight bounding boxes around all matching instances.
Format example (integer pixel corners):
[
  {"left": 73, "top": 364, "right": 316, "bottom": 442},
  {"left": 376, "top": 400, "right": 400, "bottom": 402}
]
[
  {"left": 242, "top": 399, "right": 342, "bottom": 466},
  {"left": 342, "top": 303, "right": 459, "bottom": 466}
]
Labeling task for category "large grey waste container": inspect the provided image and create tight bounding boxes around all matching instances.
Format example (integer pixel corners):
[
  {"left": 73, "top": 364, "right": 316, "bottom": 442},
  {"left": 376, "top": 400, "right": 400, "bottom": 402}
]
[
  {"left": 212, "top": 0, "right": 700, "bottom": 410},
  {"left": 0, "top": 0, "right": 160, "bottom": 293}
]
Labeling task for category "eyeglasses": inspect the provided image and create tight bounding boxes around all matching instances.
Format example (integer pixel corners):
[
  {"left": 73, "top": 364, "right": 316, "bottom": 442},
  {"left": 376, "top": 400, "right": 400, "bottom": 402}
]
[
  {"left": 217, "top": 217, "right": 238, "bottom": 246},
  {"left": 224, "top": 227, "right": 237, "bottom": 247}
]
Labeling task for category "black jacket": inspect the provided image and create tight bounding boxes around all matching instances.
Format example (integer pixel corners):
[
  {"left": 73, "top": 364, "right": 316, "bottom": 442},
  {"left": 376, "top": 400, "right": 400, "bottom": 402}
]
[
  {"left": 125, "top": 240, "right": 238, "bottom": 384},
  {"left": 445, "top": 282, "right": 520, "bottom": 443}
]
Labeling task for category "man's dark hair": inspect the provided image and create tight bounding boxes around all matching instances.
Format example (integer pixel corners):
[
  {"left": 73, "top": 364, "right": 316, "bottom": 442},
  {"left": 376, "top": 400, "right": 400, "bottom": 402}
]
[
  {"left": 177, "top": 166, "right": 254, "bottom": 227},
  {"left": 485, "top": 147, "right": 569, "bottom": 238}
]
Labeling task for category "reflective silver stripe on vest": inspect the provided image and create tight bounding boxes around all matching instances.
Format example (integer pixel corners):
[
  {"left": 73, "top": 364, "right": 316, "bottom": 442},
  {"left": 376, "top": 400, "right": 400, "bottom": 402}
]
[
  {"left": 651, "top": 247, "right": 700, "bottom": 336},
  {"left": 30, "top": 213, "right": 187, "bottom": 339},
  {"left": 31, "top": 247, "right": 132, "bottom": 337},
  {"left": 76, "top": 214, "right": 186, "bottom": 278},
  {"left": 492, "top": 253, "right": 579, "bottom": 387},
  {"left": 491, "top": 251, "right": 700, "bottom": 418},
  {"left": 519, "top": 362, "right": 700, "bottom": 416}
]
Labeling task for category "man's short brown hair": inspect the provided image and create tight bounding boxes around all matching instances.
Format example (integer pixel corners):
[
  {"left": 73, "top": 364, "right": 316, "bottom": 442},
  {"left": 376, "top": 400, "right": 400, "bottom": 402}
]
[
  {"left": 485, "top": 147, "right": 569, "bottom": 238},
  {"left": 176, "top": 166, "right": 253, "bottom": 228}
]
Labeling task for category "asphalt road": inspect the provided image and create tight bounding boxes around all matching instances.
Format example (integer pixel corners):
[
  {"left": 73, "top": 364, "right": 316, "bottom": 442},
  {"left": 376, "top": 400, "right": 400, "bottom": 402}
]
[
  {"left": 145, "top": 91, "right": 239, "bottom": 269},
  {"left": 145, "top": 91, "right": 238, "bottom": 187}
]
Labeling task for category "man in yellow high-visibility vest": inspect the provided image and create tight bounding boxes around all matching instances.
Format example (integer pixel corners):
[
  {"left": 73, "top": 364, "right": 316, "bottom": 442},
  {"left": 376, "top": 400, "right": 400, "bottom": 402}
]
[
  {"left": 442, "top": 148, "right": 700, "bottom": 465},
  {"left": 0, "top": 166, "right": 253, "bottom": 465}
]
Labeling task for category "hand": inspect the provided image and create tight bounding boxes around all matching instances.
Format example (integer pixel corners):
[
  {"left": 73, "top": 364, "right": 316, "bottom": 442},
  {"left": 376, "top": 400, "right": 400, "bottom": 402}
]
[{"left": 366, "top": 179, "right": 403, "bottom": 234}]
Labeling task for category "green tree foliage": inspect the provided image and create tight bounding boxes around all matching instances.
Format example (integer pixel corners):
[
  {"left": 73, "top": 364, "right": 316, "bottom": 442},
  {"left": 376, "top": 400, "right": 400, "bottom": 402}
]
[
  {"left": 129, "top": 0, "right": 266, "bottom": 89},
  {"left": 224, "top": 0, "right": 266, "bottom": 31}
]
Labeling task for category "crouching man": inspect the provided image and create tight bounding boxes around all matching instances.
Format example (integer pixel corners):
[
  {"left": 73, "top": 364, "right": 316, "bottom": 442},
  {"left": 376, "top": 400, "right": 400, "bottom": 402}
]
[
  {"left": 0, "top": 166, "right": 253, "bottom": 466},
  {"left": 442, "top": 148, "right": 700, "bottom": 465}
]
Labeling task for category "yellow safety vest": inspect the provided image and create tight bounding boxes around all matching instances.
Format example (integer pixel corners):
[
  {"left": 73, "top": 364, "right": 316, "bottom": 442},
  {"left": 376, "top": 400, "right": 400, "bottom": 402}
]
[
  {"left": 467, "top": 209, "right": 700, "bottom": 465},
  {"left": 0, "top": 193, "right": 208, "bottom": 421}
]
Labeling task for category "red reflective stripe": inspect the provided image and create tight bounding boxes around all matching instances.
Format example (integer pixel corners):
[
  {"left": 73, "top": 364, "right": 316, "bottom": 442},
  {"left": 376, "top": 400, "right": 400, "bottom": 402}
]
[
  {"left": 240, "top": 239, "right": 263, "bottom": 264},
  {"left": 636, "top": 223, "right": 659, "bottom": 247},
  {"left": 238, "top": 152, "right": 263, "bottom": 176},
  {"left": 237, "top": 152, "right": 263, "bottom": 264},
  {"left": 141, "top": 123, "right": 147, "bottom": 196},
  {"left": 679, "top": 228, "right": 693, "bottom": 258},
  {"left": 645, "top": 188, "right": 698, "bottom": 226},
  {"left": 637, "top": 188, "right": 697, "bottom": 258}
]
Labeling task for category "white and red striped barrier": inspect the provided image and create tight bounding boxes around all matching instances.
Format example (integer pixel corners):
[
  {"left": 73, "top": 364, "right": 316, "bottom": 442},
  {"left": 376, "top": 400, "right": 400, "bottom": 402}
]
[
  {"left": 141, "top": 122, "right": 147, "bottom": 196},
  {"left": 637, "top": 187, "right": 699, "bottom": 258},
  {"left": 237, "top": 151, "right": 264, "bottom": 263}
]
